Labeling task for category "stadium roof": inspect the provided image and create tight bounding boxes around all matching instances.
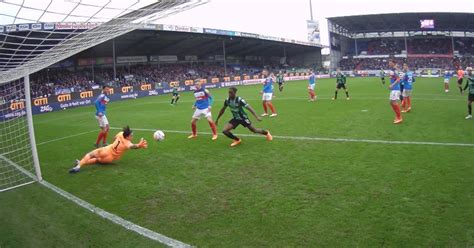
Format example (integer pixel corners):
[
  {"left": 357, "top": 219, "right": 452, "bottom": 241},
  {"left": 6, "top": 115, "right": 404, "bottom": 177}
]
[{"left": 327, "top": 12, "right": 474, "bottom": 34}]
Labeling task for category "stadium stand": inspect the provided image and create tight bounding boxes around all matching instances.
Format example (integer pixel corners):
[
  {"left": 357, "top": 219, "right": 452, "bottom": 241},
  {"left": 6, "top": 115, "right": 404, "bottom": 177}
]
[{"left": 327, "top": 13, "right": 474, "bottom": 71}]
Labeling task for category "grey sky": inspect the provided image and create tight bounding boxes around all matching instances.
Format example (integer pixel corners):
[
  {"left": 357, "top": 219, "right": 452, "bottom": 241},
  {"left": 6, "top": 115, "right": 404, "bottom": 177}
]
[{"left": 1, "top": 0, "right": 473, "bottom": 46}]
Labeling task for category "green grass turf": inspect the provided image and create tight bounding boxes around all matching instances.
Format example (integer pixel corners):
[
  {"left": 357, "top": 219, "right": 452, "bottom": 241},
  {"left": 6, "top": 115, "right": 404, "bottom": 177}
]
[{"left": 3, "top": 77, "right": 474, "bottom": 247}]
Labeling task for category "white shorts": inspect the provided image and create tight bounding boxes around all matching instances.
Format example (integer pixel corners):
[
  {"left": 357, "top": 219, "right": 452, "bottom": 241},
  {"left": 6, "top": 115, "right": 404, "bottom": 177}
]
[
  {"left": 262, "top": 93, "right": 273, "bottom": 101},
  {"left": 389, "top": 90, "right": 401, "bottom": 101},
  {"left": 96, "top": 115, "right": 109, "bottom": 128},
  {"left": 308, "top": 84, "right": 315, "bottom": 91},
  {"left": 444, "top": 79, "right": 449, "bottom": 84},
  {"left": 192, "top": 108, "right": 212, "bottom": 119},
  {"left": 402, "top": 89, "right": 412, "bottom": 97}
]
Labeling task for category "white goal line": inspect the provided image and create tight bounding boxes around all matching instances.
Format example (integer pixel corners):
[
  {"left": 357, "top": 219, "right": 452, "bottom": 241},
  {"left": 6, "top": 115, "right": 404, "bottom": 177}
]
[
  {"left": 0, "top": 156, "right": 193, "bottom": 247},
  {"left": 111, "top": 127, "right": 474, "bottom": 148}
]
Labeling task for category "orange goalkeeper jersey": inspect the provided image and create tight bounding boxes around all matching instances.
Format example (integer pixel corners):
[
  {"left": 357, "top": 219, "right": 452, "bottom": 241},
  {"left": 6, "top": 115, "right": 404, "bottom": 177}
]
[{"left": 108, "top": 132, "right": 132, "bottom": 159}]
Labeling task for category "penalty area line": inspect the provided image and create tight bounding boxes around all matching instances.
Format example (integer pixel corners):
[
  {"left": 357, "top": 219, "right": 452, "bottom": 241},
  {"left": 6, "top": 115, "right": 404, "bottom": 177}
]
[{"left": 112, "top": 127, "right": 474, "bottom": 147}]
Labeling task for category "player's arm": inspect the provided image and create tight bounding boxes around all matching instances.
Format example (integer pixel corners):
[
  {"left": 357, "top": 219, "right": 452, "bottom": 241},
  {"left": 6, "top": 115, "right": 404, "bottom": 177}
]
[
  {"left": 463, "top": 80, "right": 469, "bottom": 91},
  {"left": 128, "top": 138, "right": 148, "bottom": 149},
  {"left": 243, "top": 101, "right": 261, "bottom": 121},
  {"left": 389, "top": 76, "right": 400, "bottom": 89},
  {"left": 215, "top": 101, "right": 227, "bottom": 125}
]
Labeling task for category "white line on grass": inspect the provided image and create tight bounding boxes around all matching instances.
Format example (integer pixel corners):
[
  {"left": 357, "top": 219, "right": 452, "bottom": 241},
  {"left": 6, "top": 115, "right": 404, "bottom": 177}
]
[
  {"left": 112, "top": 127, "right": 474, "bottom": 147},
  {"left": 36, "top": 130, "right": 97, "bottom": 146},
  {"left": 0, "top": 154, "right": 193, "bottom": 248}
]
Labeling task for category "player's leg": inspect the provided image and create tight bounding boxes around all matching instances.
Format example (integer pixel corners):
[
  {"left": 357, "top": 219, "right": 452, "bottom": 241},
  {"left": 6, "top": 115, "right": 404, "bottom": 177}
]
[
  {"left": 101, "top": 116, "right": 109, "bottom": 146},
  {"left": 344, "top": 85, "right": 349, "bottom": 99},
  {"left": 390, "top": 91, "right": 402, "bottom": 124},
  {"left": 267, "top": 99, "right": 277, "bottom": 117},
  {"left": 171, "top": 95, "right": 175, "bottom": 104},
  {"left": 466, "top": 98, "right": 473, "bottom": 119},
  {"left": 69, "top": 149, "right": 101, "bottom": 173},
  {"left": 206, "top": 112, "right": 218, "bottom": 140},
  {"left": 188, "top": 111, "right": 200, "bottom": 138},
  {"left": 95, "top": 116, "right": 105, "bottom": 147},
  {"left": 175, "top": 94, "right": 180, "bottom": 104},
  {"left": 333, "top": 86, "right": 338, "bottom": 100},
  {"left": 261, "top": 98, "right": 269, "bottom": 116},
  {"left": 279, "top": 83, "right": 284, "bottom": 92},
  {"left": 246, "top": 124, "right": 273, "bottom": 141},
  {"left": 222, "top": 121, "right": 241, "bottom": 146},
  {"left": 444, "top": 79, "right": 449, "bottom": 93},
  {"left": 458, "top": 79, "right": 463, "bottom": 94},
  {"left": 381, "top": 77, "right": 385, "bottom": 85},
  {"left": 401, "top": 90, "right": 407, "bottom": 111}
]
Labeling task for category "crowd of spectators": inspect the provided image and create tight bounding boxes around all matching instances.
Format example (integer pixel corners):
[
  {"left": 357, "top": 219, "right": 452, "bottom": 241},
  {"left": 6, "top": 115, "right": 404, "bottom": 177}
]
[
  {"left": 408, "top": 39, "right": 451, "bottom": 54},
  {"left": 26, "top": 63, "right": 265, "bottom": 98},
  {"left": 367, "top": 39, "right": 404, "bottom": 55},
  {"left": 338, "top": 57, "right": 462, "bottom": 71}
]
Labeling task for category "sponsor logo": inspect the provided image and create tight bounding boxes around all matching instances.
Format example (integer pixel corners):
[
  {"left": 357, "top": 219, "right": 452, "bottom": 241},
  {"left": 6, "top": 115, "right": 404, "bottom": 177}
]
[
  {"left": 148, "top": 90, "right": 159, "bottom": 96},
  {"left": 169, "top": 81, "right": 180, "bottom": 87},
  {"left": 140, "top": 84, "right": 152, "bottom": 91},
  {"left": 43, "top": 23, "right": 55, "bottom": 30},
  {"left": 31, "top": 23, "right": 42, "bottom": 30},
  {"left": 223, "top": 77, "right": 231, "bottom": 82},
  {"left": 121, "top": 86, "right": 134, "bottom": 93},
  {"left": 57, "top": 94, "right": 72, "bottom": 102},
  {"left": 211, "top": 78, "right": 220, "bottom": 83},
  {"left": 40, "top": 105, "right": 53, "bottom": 113},
  {"left": 234, "top": 76, "right": 241, "bottom": 81},
  {"left": 108, "top": 88, "right": 114, "bottom": 94},
  {"left": 6, "top": 25, "right": 16, "bottom": 32},
  {"left": 244, "top": 75, "right": 250, "bottom": 80},
  {"left": 121, "top": 93, "right": 138, "bottom": 99},
  {"left": 185, "top": 80, "right": 194, "bottom": 86},
  {"left": 33, "top": 97, "right": 48, "bottom": 106},
  {"left": 253, "top": 75, "right": 260, "bottom": 79},
  {"left": 18, "top": 24, "right": 29, "bottom": 31},
  {"left": 79, "top": 91, "right": 93, "bottom": 98},
  {"left": 10, "top": 101, "right": 25, "bottom": 110}
]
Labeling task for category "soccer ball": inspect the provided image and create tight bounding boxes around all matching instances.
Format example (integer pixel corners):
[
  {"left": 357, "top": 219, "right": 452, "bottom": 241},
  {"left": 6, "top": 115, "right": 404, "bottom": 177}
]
[{"left": 153, "top": 130, "right": 165, "bottom": 141}]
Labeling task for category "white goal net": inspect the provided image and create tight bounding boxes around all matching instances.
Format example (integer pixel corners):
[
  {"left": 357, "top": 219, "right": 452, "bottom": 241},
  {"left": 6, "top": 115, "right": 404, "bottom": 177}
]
[{"left": 0, "top": 0, "right": 207, "bottom": 192}]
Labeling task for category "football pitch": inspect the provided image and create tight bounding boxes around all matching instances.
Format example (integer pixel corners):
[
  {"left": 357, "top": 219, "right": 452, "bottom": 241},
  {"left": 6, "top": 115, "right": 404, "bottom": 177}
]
[{"left": 1, "top": 77, "right": 473, "bottom": 247}]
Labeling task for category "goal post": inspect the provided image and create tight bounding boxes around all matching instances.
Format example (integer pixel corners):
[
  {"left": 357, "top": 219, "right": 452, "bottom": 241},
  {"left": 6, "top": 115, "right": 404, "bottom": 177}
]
[
  {"left": 0, "top": 0, "right": 209, "bottom": 192},
  {"left": 24, "top": 75, "right": 42, "bottom": 182}
]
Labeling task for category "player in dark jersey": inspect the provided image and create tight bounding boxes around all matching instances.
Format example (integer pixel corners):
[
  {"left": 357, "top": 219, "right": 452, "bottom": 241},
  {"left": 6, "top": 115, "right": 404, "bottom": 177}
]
[
  {"left": 215, "top": 87, "right": 273, "bottom": 147},
  {"left": 170, "top": 86, "right": 180, "bottom": 105},
  {"left": 463, "top": 67, "right": 474, "bottom": 120},
  {"left": 380, "top": 68, "right": 386, "bottom": 85},
  {"left": 332, "top": 68, "right": 350, "bottom": 100},
  {"left": 276, "top": 71, "right": 285, "bottom": 92}
]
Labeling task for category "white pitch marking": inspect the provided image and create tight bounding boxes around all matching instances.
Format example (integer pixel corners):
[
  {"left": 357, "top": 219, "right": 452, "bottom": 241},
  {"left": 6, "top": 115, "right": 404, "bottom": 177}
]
[
  {"left": 36, "top": 130, "right": 97, "bottom": 146},
  {"left": 112, "top": 127, "right": 474, "bottom": 147},
  {"left": 0, "top": 155, "right": 193, "bottom": 248}
]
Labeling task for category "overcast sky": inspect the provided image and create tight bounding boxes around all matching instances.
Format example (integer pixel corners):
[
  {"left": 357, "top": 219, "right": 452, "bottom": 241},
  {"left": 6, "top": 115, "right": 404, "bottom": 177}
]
[{"left": 1, "top": 0, "right": 473, "bottom": 46}]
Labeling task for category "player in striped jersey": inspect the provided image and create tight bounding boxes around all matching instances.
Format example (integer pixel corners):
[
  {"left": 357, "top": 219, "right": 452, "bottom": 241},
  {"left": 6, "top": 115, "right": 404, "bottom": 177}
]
[
  {"left": 332, "top": 68, "right": 349, "bottom": 100},
  {"left": 215, "top": 87, "right": 272, "bottom": 147},
  {"left": 94, "top": 86, "right": 110, "bottom": 148},
  {"left": 188, "top": 82, "right": 218, "bottom": 140},
  {"left": 276, "top": 71, "right": 285, "bottom": 92},
  {"left": 401, "top": 63, "right": 415, "bottom": 113},
  {"left": 388, "top": 60, "right": 403, "bottom": 124}
]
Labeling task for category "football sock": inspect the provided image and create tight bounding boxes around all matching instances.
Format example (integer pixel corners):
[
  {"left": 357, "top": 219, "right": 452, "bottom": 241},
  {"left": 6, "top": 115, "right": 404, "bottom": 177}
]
[
  {"left": 102, "top": 129, "right": 108, "bottom": 144},
  {"left": 459, "top": 86, "right": 463, "bottom": 93},
  {"left": 391, "top": 103, "right": 401, "bottom": 119},
  {"left": 345, "top": 91, "right": 349, "bottom": 98},
  {"left": 268, "top": 103, "right": 276, "bottom": 114},
  {"left": 96, "top": 131, "right": 103, "bottom": 145},
  {"left": 223, "top": 130, "right": 239, "bottom": 140},
  {"left": 191, "top": 122, "right": 197, "bottom": 136},
  {"left": 208, "top": 121, "right": 217, "bottom": 135},
  {"left": 407, "top": 97, "right": 411, "bottom": 108},
  {"left": 175, "top": 96, "right": 179, "bottom": 103},
  {"left": 263, "top": 102, "right": 268, "bottom": 113},
  {"left": 469, "top": 104, "right": 472, "bottom": 115},
  {"left": 401, "top": 99, "right": 406, "bottom": 109},
  {"left": 334, "top": 91, "right": 338, "bottom": 99},
  {"left": 171, "top": 98, "right": 174, "bottom": 104}
]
